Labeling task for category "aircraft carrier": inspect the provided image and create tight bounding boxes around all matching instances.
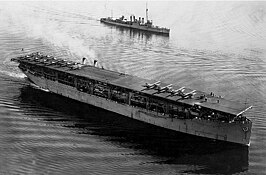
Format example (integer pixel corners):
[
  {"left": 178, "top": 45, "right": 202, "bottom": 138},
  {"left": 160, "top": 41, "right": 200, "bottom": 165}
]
[{"left": 11, "top": 52, "right": 252, "bottom": 146}]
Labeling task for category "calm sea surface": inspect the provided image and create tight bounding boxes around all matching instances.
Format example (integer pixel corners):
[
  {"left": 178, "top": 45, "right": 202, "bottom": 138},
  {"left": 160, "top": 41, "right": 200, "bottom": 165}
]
[{"left": 0, "top": 1, "right": 266, "bottom": 174}]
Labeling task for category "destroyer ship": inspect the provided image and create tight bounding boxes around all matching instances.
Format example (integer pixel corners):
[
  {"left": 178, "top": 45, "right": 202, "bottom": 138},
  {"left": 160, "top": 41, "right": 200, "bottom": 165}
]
[
  {"left": 100, "top": 7, "right": 170, "bottom": 35},
  {"left": 11, "top": 52, "right": 252, "bottom": 146}
]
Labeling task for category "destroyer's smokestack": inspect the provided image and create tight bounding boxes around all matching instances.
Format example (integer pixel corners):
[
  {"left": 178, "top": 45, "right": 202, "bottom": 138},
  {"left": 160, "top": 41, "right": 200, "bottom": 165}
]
[
  {"left": 130, "top": 16, "right": 132, "bottom": 22},
  {"left": 82, "top": 57, "right": 86, "bottom": 64},
  {"left": 93, "top": 60, "right": 98, "bottom": 67}
]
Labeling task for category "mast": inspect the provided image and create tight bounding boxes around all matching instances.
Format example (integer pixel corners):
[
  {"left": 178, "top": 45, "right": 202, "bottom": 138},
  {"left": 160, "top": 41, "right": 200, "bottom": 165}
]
[{"left": 146, "top": 2, "right": 148, "bottom": 23}]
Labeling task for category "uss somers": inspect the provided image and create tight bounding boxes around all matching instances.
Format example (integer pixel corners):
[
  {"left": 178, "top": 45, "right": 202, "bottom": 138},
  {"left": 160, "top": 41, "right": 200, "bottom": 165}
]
[{"left": 12, "top": 52, "right": 252, "bottom": 146}]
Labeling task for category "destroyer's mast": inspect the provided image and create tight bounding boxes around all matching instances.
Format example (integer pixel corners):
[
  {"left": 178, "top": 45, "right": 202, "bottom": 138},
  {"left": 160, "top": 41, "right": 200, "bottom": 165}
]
[{"left": 146, "top": 2, "right": 148, "bottom": 23}]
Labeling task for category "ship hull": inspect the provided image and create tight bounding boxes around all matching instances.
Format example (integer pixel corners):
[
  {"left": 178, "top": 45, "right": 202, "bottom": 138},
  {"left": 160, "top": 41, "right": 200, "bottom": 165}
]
[
  {"left": 23, "top": 70, "right": 251, "bottom": 146},
  {"left": 100, "top": 19, "right": 170, "bottom": 35}
]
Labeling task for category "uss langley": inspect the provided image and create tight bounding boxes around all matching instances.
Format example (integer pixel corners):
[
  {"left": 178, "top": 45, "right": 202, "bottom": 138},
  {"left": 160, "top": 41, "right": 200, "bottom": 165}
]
[{"left": 11, "top": 52, "right": 252, "bottom": 146}]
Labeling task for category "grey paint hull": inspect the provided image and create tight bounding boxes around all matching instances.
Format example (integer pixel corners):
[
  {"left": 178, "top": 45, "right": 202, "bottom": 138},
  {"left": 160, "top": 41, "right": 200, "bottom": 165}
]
[
  {"left": 24, "top": 70, "right": 251, "bottom": 146},
  {"left": 101, "top": 20, "right": 170, "bottom": 35}
]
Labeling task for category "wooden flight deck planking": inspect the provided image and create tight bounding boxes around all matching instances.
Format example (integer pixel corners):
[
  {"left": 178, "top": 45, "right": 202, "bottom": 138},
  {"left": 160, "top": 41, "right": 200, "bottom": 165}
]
[{"left": 18, "top": 54, "right": 251, "bottom": 116}]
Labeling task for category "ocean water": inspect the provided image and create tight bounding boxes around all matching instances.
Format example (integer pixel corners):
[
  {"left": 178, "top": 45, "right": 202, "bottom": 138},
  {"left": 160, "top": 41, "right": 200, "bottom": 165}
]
[{"left": 0, "top": 1, "right": 266, "bottom": 174}]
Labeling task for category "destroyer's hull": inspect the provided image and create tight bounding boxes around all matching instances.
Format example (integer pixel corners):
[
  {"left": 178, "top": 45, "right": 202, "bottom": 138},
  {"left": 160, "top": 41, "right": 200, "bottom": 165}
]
[
  {"left": 100, "top": 19, "right": 170, "bottom": 35},
  {"left": 23, "top": 70, "right": 251, "bottom": 146}
]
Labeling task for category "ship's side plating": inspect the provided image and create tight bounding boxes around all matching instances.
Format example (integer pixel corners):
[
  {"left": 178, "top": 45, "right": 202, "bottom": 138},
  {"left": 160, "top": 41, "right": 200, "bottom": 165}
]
[{"left": 22, "top": 68, "right": 251, "bottom": 146}]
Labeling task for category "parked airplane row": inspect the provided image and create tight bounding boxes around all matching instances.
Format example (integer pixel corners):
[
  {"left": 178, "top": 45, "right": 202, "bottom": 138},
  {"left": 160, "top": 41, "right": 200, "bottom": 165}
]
[{"left": 142, "top": 81, "right": 196, "bottom": 99}]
